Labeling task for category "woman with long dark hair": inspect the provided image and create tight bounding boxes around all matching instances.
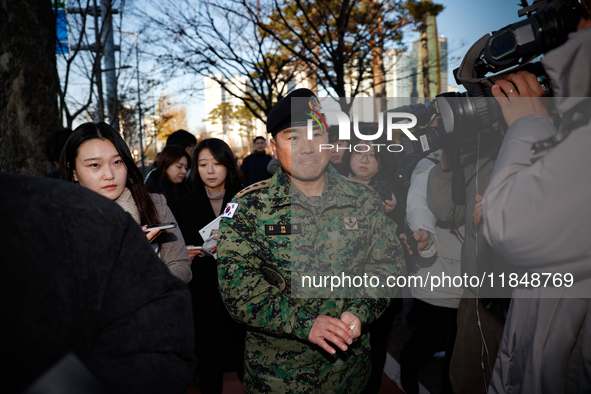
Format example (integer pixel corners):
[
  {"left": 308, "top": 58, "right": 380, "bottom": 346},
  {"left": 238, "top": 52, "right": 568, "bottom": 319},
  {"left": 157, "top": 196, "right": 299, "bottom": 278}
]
[
  {"left": 146, "top": 145, "right": 191, "bottom": 216},
  {"left": 60, "top": 122, "right": 192, "bottom": 283},
  {"left": 176, "top": 138, "right": 245, "bottom": 393}
]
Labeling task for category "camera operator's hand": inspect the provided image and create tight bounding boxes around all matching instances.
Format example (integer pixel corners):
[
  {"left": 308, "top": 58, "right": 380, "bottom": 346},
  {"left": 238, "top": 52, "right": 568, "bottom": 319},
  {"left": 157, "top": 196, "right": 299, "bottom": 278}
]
[
  {"left": 399, "top": 229, "right": 430, "bottom": 255},
  {"left": 491, "top": 71, "right": 548, "bottom": 128},
  {"left": 383, "top": 193, "right": 397, "bottom": 213}
]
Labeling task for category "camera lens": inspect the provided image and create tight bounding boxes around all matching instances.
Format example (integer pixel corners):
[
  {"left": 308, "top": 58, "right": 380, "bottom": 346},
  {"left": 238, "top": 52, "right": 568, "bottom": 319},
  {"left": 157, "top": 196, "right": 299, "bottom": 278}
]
[{"left": 436, "top": 89, "right": 504, "bottom": 136}]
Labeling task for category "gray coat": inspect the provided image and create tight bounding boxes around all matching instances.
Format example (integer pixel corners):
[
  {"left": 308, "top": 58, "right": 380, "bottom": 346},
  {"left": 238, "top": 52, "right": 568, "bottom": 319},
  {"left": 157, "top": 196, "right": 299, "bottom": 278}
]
[
  {"left": 115, "top": 188, "right": 192, "bottom": 283},
  {"left": 483, "top": 27, "right": 591, "bottom": 393},
  {"left": 427, "top": 141, "right": 515, "bottom": 299}
]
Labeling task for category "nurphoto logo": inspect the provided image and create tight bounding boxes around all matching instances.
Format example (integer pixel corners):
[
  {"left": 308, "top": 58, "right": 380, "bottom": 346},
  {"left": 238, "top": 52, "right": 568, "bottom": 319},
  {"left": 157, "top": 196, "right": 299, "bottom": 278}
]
[{"left": 303, "top": 97, "right": 418, "bottom": 154}]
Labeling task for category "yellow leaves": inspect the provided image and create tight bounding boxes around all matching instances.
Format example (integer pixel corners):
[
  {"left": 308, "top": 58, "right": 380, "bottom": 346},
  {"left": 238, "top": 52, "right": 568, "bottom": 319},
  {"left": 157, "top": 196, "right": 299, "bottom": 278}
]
[{"left": 154, "top": 94, "right": 188, "bottom": 141}]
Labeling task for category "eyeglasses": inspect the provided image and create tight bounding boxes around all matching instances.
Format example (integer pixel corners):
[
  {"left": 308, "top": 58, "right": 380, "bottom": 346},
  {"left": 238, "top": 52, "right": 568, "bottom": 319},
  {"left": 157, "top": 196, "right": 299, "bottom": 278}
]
[{"left": 352, "top": 151, "right": 377, "bottom": 161}]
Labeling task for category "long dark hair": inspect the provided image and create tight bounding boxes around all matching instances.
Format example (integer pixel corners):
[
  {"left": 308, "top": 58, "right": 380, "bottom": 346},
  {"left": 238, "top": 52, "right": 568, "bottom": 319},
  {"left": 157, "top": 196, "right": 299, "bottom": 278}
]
[
  {"left": 187, "top": 138, "right": 244, "bottom": 191},
  {"left": 59, "top": 122, "right": 160, "bottom": 226},
  {"left": 157, "top": 145, "right": 192, "bottom": 189}
]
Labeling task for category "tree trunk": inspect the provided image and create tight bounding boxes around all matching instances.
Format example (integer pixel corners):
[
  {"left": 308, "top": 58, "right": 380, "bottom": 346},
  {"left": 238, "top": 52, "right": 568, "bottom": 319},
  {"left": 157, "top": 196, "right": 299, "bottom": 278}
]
[
  {"left": 420, "top": 20, "right": 430, "bottom": 98},
  {"left": 370, "top": 0, "right": 386, "bottom": 115},
  {"left": 0, "top": 0, "right": 60, "bottom": 175},
  {"left": 308, "top": 47, "right": 319, "bottom": 96}
]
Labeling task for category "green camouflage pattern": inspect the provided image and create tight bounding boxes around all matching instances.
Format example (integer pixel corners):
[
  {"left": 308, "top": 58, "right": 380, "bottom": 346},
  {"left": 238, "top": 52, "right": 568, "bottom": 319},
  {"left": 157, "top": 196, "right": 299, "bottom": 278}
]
[{"left": 217, "top": 165, "right": 403, "bottom": 393}]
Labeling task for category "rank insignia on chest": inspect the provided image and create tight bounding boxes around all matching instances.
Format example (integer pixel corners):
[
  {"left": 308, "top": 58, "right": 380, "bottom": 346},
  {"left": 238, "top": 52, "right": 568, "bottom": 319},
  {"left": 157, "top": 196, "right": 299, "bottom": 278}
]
[
  {"left": 344, "top": 216, "right": 359, "bottom": 230},
  {"left": 265, "top": 224, "right": 302, "bottom": 235}
]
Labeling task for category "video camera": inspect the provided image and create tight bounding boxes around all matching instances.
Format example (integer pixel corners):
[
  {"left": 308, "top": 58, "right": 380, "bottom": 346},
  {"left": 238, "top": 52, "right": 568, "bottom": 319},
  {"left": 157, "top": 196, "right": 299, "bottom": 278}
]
[{"left": 398, "top": 0, "right": 584, "bottom": 158}]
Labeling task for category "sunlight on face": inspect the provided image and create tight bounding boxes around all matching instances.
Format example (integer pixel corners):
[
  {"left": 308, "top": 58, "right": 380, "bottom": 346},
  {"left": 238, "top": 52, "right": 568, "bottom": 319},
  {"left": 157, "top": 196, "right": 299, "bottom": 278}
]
[
  {"left": 271, "top": 125, "right": 329, "bottom": 182},
  {"left": 72, "top": 138, "right": 128, "bottom": 200}
]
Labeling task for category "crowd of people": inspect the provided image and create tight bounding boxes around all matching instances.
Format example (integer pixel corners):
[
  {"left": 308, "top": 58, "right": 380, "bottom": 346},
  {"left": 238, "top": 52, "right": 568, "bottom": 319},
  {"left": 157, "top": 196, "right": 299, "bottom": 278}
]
[{"left": 2, "top": 4, "right": 590, "bottom": 393}]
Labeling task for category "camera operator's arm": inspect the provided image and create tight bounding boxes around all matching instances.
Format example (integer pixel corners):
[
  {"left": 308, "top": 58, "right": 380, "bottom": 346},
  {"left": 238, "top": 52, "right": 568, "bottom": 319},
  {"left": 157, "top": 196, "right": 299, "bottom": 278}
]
[
  {"left": 483, "top": 29, "right": 591, "bottom": 272},
  {"left": 427, "top": 159, "right": 469, "bottom": 224},
  {"left": 403, "top": 157, "right": 437, "bottom": 257}
]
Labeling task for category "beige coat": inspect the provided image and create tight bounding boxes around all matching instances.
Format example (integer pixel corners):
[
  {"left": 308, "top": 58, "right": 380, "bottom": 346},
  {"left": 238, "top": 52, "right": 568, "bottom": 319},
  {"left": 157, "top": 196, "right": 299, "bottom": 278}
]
[{"left": 116, "top": 188, "right": 192, "bottom": 283}]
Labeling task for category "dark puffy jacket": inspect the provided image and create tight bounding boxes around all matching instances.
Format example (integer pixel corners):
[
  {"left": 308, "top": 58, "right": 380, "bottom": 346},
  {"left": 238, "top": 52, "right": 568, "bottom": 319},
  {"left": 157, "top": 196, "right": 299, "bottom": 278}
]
[{"left": 1, "top": 173, "right": 195, "bottom": 394}]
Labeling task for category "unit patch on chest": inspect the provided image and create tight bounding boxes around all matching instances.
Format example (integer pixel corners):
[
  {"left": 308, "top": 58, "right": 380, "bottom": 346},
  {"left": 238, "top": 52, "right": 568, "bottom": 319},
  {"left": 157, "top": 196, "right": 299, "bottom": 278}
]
[
  {"left": 343, "top": 216, "right": 359, "bottom": 230},
  {"left": 265, "top": 224, "right": 302, "bottom": 235}
]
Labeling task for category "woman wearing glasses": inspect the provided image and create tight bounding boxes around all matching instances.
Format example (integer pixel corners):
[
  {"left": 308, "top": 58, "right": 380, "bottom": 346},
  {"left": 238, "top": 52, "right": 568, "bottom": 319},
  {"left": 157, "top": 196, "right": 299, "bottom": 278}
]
[{"left": 344, "top": 135, "right": 401, "bottom": 220}]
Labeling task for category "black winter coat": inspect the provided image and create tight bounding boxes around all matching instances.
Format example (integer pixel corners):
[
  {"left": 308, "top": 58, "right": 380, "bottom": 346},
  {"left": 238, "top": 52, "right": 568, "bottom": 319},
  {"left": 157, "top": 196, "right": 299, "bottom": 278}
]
[
  {"left": 145, "top": 168, "right": 188, "bottom": 218},
  {"left": 1, "top": 173, "right": 195, "bottom": 394},
  {"left": 176, "top": 184, "right": 246, "bottom": 375}
]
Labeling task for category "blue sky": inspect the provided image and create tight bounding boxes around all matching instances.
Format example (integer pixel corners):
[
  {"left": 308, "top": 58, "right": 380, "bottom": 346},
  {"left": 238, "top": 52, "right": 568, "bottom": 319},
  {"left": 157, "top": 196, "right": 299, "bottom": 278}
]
[{"left": 434, "top": 0, "right": 524, "bottom": 89}]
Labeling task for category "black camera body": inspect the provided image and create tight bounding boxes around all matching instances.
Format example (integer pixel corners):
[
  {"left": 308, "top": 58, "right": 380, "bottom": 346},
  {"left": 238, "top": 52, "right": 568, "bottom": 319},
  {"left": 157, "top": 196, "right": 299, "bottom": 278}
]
[
  {"left": 398, "top": 0, "right": 583, "bottom": 158},
  {"left": 401, "top": 63, "right": 551, "bottom": 158},
  {"left": 372, "top": 180, "right": 395, "bottom": 202}
]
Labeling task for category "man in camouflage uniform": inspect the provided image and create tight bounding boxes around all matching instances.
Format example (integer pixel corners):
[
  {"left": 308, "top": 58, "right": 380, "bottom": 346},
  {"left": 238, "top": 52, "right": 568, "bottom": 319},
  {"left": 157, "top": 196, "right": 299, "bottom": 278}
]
[{"left": 217, "top": 88, "right": 403, "bottom": 393}]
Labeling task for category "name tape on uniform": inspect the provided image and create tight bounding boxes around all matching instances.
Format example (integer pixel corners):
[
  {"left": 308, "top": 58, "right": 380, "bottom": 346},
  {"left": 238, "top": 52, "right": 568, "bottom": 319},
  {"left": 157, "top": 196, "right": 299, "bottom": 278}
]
[
  {"left": 220, "top": 202, "right": 239, "bottom": 219},
  {"left": 265, "top": 224, "right": 302, "bottom": 235}
]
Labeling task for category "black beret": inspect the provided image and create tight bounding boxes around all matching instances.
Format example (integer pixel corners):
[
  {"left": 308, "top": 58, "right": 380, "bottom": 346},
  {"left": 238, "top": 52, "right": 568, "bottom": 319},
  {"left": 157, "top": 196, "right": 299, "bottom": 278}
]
[{"left": 266, "top": 88, "right": 326, "bottom": 136}]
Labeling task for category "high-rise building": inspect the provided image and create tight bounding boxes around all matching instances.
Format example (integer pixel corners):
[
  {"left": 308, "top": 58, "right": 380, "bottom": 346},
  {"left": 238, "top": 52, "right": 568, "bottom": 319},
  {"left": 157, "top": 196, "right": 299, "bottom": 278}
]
[
  {"left": 203, "top": 74, "right": 309, "bottom": 156},
  {"left": 385, "top": 50, "right": 412, "bottom": 99},
  {"left": 410, "top": 15, "right": 448, "bottom": 98},
  {"left": 203, "top": 75, "right": 264, "bottom": 154}
]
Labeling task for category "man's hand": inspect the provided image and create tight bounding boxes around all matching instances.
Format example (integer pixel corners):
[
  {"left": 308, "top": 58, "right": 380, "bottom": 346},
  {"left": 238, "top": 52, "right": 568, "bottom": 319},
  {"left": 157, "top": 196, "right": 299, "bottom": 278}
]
[
  {"left": 340, "top": 311, "right": 361, "bottom": 341},
  {"left": 473, "top": 195, "right": 483, "bottom": 225},
  {"left": 383, "top": 193, "right": 397, "bottom": 213},
  {"left": 308, "top": 315, "right": 354, "bottom": 354},
  {"left": 491, "top": 71, "right": 548, "bottom": 128},
  {"left": 399, "top": 229, "right": 430, "bottom": 255}
]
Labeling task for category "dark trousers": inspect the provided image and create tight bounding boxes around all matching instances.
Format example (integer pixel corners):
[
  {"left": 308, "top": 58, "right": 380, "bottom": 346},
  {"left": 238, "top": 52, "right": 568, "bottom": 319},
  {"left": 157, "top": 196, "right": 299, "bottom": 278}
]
[
  {"left": 362, "top": 298, "right": 403, "bottom": 394},
  {"left": 400, "top": 299, "right": 458, "bottom": 394},
  {"left": 449, "top": 290, "right": 505, "bottom": 394},
  {"left": 190, "top": 258, "right": 245, "bottom": 394}
]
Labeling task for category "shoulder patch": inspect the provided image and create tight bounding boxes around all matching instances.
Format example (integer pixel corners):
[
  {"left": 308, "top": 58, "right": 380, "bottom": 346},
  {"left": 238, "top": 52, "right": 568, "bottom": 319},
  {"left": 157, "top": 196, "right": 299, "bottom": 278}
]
[
  {"left": 344, "top": 176, "right": 374, "bottom": 192},
  {"left": 236, "top": 179, "right": 271, "bottom": 198},
  {"left": 220, "top": 202, "right": 239, "bottom": 219}
]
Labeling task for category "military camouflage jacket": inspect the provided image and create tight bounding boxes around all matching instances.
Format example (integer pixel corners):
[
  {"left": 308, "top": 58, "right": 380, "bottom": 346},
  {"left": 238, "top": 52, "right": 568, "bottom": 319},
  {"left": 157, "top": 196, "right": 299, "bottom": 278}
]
[{"left": 217, "top": 165, "right": 403, "bottom": 393}]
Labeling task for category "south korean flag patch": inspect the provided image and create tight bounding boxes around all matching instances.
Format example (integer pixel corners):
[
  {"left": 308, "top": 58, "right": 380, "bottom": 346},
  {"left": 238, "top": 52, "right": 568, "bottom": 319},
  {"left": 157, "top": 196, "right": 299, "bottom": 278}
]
[{"left": 221, "top": 202, "right": 239, "bottom": 219}]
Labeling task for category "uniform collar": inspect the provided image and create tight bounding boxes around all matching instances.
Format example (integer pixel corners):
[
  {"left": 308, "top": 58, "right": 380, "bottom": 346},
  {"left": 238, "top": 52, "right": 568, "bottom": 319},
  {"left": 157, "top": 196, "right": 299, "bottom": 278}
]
[
  {"left": 268, "top": 165, "right": 358, "bottom": 208},
  {"left": 268, "top": 167, "right": 291, "bottom": 207}
]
